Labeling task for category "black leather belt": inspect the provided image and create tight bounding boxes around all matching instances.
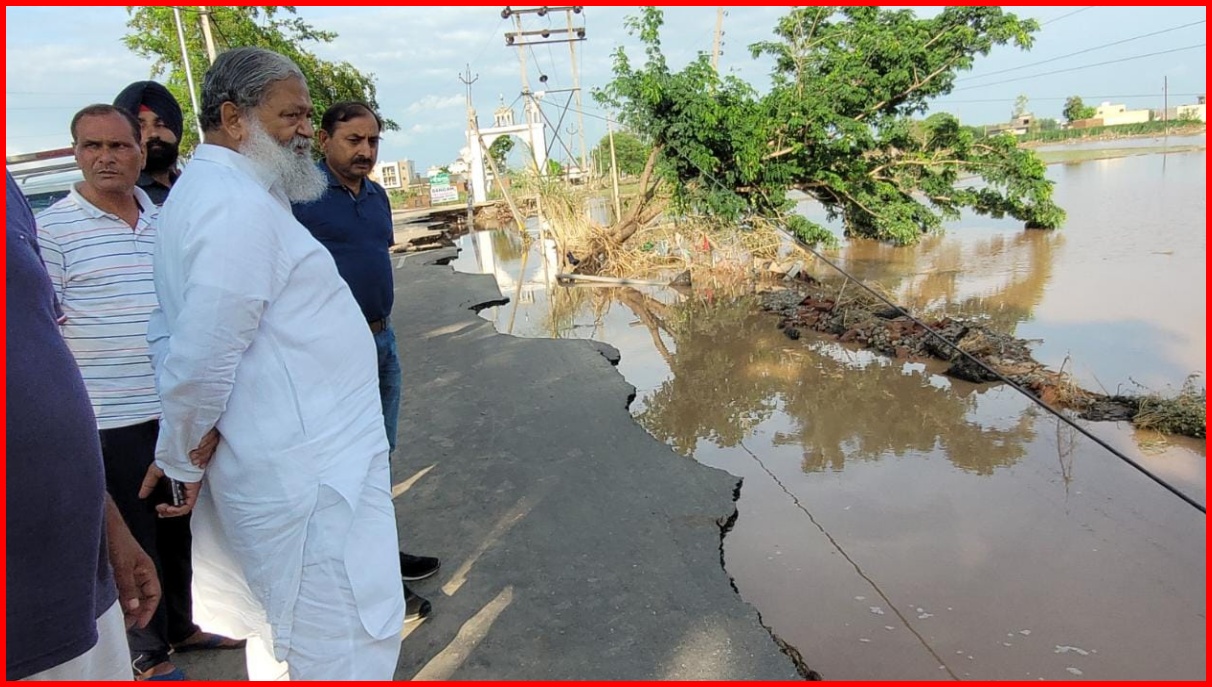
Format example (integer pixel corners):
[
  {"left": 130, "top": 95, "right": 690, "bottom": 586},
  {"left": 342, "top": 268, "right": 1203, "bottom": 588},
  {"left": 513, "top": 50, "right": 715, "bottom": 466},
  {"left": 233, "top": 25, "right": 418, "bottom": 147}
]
[{"left": 368, "top": 318, "right": 388, "bottom": 334}]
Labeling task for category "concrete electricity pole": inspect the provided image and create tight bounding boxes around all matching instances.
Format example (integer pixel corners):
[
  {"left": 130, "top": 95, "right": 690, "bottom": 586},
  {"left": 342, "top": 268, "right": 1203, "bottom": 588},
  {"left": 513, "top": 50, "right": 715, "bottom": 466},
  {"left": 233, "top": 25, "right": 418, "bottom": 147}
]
[
  {"left": 1163, "top": 75, "right": 1169, "bottom": 133},
  {"left": 198, "top": 6, "right": 218, "bottom": 64},
  {"left": 566, "top": 7, "right": 587, "bottom": 175},
  {"left": 711, "top": 7, "right": 725, "bottom": 72},
  {"left": 459, "top": 64, "right": 480, "bottom": 228},
  {"left": 171, "top": 6, "right": 204, "bottom": 139},
  {"left": 607, "top": 118, "right": 622, "bottom": 221}
]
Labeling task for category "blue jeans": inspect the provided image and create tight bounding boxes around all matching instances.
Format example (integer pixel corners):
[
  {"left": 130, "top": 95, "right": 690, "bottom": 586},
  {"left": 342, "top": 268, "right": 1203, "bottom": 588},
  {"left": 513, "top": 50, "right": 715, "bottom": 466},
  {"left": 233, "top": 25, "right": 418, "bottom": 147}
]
[{"left": 374, "top": 324, "right": 402, "bottom": 454}]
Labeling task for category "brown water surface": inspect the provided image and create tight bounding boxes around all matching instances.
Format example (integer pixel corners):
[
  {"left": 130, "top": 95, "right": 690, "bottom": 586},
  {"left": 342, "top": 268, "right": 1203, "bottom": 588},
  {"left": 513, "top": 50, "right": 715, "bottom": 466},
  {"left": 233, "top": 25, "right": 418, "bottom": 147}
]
[{"left": 449, "top": 146, "right": 1206, "bottom": 680}]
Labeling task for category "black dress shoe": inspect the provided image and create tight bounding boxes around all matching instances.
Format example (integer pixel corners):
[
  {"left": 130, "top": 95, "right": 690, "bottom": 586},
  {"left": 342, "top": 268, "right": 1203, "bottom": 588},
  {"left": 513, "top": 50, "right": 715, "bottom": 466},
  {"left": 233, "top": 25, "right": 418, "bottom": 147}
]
[
  {"left": 399, "top": 552, "right": 441, "bottom": 581},
  {"left": 404, "top": 584, "right": 432, "bottom": 623}
]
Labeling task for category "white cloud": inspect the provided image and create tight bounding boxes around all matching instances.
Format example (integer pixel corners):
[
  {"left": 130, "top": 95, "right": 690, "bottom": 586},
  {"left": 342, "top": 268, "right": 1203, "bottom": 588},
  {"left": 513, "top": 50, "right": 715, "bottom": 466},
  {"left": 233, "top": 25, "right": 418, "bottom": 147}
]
[
  {"left": 406, "top": 94, "right": 464, "bottom": 113},
  {"left": 6, "top": 6, "right": 1206, "bottom": 168}
]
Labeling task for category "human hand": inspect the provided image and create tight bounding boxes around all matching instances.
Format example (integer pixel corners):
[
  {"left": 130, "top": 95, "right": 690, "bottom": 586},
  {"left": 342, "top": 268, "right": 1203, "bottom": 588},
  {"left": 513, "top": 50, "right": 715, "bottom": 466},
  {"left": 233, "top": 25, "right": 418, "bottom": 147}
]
[
  {"left": 190, "top": 428, "right": 221, "bottom": 468},
  {"left": 137, "top": 463, "right": 200, "bottom": 517},
  {"left": 105, "top": 496, "right": 161, "bottom": 629}
]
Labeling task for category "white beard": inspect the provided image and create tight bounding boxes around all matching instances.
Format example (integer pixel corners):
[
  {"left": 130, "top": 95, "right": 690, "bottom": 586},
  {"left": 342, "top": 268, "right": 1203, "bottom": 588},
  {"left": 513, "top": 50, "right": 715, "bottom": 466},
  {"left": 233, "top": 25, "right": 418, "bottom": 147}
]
[{"left": 240, "top": 119, "right": 327, "bottom": 203}]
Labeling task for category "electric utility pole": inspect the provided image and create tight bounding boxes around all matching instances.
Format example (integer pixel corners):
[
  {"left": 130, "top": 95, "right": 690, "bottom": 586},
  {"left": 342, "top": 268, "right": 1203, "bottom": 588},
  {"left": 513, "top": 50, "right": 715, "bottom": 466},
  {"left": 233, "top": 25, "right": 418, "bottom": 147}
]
[
  {"left": 171, "top": 6, "right": 203, "bottom": 139},
  {"left": 459, "top": 64, "right": 480, "bottom": 228},
  {"left": 501, "top": 6, "right": 587, "bottom": 176},
  {"left": 711, "top": 7, "right": 725, "bottom": 72},
  {"left": 198, "top": 6, "right": 218, "bottom": 64}
]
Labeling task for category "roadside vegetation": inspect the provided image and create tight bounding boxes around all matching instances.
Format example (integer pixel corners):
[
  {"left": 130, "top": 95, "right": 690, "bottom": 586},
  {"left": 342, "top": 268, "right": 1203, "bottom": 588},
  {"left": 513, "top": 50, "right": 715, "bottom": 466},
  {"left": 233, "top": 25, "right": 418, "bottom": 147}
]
[{"left": 1019, "top": 120, "right": 1205, "bottom": 145}]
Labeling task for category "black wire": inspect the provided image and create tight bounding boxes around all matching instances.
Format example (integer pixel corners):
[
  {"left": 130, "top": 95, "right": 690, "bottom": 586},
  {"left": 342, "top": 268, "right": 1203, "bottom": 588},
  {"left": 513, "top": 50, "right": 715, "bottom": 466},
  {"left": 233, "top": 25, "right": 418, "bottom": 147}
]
[
  {"left": 1040, "top": 6, "right": 1094, "bottom": 26},
  {"left": 584, "top": 103, "right": 1207, "bottom": 514},
  {"left": 954, "top": 44, "right": 1206, "bottom": 91},
  {"left": 471, "top": 15, "right": 507, "bottom": 66},
  {"left": 778, "top": 240, "right": 1206, "bottom": 514},
  {"left": 935, "top": 93, "right": 1203, "bottom": 104},
  {"left": 958, "top": 19, "right": 1206, "bottom": 83}
]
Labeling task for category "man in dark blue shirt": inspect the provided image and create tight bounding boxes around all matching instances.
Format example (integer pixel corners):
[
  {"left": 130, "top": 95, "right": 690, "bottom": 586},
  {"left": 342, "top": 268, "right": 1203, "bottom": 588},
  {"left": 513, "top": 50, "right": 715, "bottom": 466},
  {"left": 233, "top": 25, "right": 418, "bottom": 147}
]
[
  {"left": 6, "top": 169, "right": 161, "bottom": 680},
  {"left": 292, "top": 101, "right": 439, "bottom": 622}
]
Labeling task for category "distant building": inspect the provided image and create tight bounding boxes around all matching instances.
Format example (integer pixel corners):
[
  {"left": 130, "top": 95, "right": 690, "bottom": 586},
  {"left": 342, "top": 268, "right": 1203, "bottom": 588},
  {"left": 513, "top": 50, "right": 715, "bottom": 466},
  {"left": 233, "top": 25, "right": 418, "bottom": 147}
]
[
  {"left": 987, "top": 112, "right": 1035, "bottom": 137},
  {"left": 1093, "top": 102, "right": 1150, "bottom": 127},
  {"left": 1175, "top": 100, "right": 1206, "bottom": 123},
  {"left": 371, "top": 159, "right": 415, "bottom": 189}
]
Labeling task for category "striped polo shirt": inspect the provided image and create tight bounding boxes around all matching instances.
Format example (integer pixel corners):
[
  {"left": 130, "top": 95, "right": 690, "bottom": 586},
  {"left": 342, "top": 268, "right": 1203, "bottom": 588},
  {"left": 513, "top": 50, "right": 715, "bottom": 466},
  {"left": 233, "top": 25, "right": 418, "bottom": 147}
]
[{"left": 36, "top": 184, "right": 161, "bottom": 430}]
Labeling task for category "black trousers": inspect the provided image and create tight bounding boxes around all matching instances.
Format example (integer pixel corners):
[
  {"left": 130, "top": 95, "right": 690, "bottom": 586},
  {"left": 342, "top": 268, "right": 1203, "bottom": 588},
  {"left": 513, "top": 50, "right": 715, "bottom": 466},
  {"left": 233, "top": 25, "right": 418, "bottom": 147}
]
[{"left": 99, "top": 420, "right": 200, "bottom": 670}]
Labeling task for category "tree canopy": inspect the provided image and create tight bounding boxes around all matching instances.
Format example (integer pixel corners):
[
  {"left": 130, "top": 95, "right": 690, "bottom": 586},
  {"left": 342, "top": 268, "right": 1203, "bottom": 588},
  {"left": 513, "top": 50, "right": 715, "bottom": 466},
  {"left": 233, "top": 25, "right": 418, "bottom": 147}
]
[
  {"left": 123, "top": 6, "right": 395, "bottom": 153},
  {"left": 594, "top": 7, "right": 1065, "bottom": 246},
  {"left": 590, "top": 129, "right": 652, "bottom": 177},
  {"left": 1062, "top": 96, "right": 1096, "bottom": 122},
  {"left": 489, "top": 136, "right": 514, "bottom": 170}
]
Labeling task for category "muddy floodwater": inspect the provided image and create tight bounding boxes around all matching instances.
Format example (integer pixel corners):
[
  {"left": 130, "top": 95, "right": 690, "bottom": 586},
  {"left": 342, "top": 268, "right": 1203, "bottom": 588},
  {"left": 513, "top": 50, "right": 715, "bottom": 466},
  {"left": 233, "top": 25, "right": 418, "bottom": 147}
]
[{"left": 450, "top": 144, "right": 1206, "bottom": 680}]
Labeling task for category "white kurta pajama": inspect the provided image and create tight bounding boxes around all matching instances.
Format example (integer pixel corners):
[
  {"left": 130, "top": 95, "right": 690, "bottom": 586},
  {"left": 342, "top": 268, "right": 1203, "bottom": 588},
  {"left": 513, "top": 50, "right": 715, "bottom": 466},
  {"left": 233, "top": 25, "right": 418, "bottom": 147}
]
[{"left": 148, "top": 144, "right": 404, "bottom": 680}]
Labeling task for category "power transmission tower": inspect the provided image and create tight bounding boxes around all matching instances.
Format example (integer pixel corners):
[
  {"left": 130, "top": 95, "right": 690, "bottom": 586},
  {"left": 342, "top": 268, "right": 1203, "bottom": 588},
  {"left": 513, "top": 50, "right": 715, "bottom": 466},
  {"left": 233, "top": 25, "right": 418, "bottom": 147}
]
[{"left": 501, "top": 6, "right": 586, "bottom": 178}]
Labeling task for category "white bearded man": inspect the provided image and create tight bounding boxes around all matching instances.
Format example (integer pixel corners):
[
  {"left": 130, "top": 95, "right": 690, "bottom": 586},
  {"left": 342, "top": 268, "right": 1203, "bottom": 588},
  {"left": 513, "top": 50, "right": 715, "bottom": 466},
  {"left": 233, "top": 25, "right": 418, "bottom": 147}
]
[{"left": 146, "top": 47, "right": 404, "bottom": 680}]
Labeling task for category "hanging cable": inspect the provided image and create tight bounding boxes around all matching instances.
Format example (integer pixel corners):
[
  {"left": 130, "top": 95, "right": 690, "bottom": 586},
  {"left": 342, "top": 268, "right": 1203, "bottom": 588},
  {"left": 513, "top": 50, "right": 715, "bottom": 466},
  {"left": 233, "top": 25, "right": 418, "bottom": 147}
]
[
  {"left": 1040, "top": 6, "right": 1094, "bottom": 26},
  {"left": 953, "top": 43, "right": 1206, "bottom": 91},
  {"left": 958, "top": 19, "right": 1206, "bottom": 83},
  {"left": 583, "top": 106, "right": 1206, "bottom": 514},
  {"left": 764, "top": 237, "right": 1205, "bottom": 514}
]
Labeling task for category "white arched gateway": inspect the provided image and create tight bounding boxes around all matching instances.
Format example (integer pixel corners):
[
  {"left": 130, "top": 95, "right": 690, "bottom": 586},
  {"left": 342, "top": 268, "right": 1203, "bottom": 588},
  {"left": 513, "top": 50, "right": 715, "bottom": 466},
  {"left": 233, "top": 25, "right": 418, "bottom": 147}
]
[{"left": 468, "top": 99, "right": 548, "bottom": 204}]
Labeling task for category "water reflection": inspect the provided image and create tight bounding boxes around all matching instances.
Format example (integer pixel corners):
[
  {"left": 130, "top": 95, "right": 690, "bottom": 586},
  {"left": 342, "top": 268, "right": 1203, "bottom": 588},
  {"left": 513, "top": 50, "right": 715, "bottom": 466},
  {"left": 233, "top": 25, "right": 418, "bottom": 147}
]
[
  {"left": 795, "top": 148, "right": 1205, "bottom": 395},
  {"left": 632, "top": 295, "right": 1036, "bottom": 475},
  {"left": 824, "top": 228, "right": 1063, "bottom": 336},
  {"left": 449, "top": 144, "right": 1206, "bottom": 680}
]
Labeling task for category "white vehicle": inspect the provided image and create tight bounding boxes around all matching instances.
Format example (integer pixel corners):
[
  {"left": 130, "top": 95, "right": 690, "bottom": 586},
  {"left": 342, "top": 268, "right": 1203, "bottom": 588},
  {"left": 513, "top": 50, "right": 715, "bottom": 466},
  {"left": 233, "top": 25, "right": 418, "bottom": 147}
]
[{"left": 7, "top": 148, "right": 82, "bottom": 211}]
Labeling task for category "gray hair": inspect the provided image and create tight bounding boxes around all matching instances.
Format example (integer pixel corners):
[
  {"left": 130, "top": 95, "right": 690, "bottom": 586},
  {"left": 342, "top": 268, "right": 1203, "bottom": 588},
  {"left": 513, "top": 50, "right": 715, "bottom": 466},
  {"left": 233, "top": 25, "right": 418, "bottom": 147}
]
[
  {"left": 70, "top": 104, "right": 141, "bottom": 144},
  {"left": 199, "top": 47, "right": 305, "bottom": 131}
]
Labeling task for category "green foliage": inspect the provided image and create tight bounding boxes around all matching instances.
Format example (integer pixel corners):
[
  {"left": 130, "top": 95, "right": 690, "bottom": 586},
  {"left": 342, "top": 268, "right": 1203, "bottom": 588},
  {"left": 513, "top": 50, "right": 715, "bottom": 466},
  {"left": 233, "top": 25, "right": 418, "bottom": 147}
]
[
  {"left": 590, "top": 129, "right": 652, "bottom": 176},
  {"left": 1062, "top": 96, "right": 1096, "bottom": 122},
  {"left": 1020, "top": 119, "right": 1196, "bottom": 144},
  {"left": 595, "top": 6, "right": 1065, "bottom": 247},
  {"left": 1131, "top": 375, "right": 1206, "bottom": 439},
  {"left": 1012, "top": 94, "right": 1030, "bottom": 118},
  {"left": 122, "top": 6, "right": 395, "bottom": 154},
  {"left": 489, "top": 136, "right": 514, "bottom": 170}
]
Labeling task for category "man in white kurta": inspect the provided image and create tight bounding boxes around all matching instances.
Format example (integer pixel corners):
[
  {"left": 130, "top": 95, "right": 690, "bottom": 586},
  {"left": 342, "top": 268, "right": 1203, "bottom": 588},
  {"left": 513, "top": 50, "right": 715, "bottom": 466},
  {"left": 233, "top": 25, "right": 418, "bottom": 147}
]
[{"left": 147, "top": 47, "right": 404, "bottom": 680}]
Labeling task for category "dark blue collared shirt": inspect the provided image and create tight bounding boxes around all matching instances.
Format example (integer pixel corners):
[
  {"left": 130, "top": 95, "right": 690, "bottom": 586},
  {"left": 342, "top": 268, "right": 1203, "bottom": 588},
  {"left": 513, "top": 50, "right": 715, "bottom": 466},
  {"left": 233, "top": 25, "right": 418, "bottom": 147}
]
[{"left": 292, "top": 163, "right": 395, "bottom": 321}]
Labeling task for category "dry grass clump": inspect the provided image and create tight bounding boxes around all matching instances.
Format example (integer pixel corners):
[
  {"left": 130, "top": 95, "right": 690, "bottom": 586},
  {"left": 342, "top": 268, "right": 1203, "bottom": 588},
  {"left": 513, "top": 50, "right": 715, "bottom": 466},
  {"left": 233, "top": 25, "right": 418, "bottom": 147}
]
[
  {"left": 1131, "top": 375, "right": 1206, "bottom": 438},
  {"left": 516, "top": 170, "right": 786, "bottom": 281}
]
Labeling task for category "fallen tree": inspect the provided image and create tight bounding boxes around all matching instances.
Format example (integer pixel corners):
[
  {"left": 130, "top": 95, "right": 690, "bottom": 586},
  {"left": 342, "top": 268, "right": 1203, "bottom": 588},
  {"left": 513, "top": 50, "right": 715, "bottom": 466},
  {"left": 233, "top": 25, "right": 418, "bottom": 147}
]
[{"left": 590, "top": 7, "right": 1065, "bottom": 260}]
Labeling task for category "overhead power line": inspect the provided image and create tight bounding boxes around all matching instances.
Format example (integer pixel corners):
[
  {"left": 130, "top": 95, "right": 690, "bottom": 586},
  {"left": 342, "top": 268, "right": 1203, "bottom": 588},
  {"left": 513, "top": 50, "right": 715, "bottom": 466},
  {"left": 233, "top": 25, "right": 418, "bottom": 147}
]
[
  {"left": 954, "top": 44, "right": 1206, "bottom": 91},
  {"left": 471, "top": 15, "right": 507, "bottom": 66},
  {"left": 960, "top": 19, "right": 1207, "bottom": 83},
  {"left": 937, "top": 93, "right": 1203, "bottom": 104},
  {"left": 1040, "top": 6, "right": 1093, "bottom": 26}
]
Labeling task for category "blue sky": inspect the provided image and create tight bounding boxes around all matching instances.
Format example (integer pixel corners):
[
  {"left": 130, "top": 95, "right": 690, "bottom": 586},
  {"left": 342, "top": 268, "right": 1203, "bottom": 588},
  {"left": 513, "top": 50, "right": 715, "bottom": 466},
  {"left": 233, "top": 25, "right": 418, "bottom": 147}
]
[{"left": 5, "top": 6, "right": 1206, "bottom": 171}]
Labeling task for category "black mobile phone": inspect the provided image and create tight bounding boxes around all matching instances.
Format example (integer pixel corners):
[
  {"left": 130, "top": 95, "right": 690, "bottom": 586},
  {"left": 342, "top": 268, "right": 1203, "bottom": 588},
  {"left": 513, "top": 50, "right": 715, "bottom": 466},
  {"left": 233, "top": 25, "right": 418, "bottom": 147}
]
[{"left": 168, "top": 479, "right": 188, "bottom": 507}]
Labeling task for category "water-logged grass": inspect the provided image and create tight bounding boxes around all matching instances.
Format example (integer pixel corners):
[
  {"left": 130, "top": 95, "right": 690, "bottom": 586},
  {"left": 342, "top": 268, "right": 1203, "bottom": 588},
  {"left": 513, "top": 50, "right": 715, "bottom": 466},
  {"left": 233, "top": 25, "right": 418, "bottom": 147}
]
[{"left": 1035, "top": 145, "right": 1205, "bottom": 165}]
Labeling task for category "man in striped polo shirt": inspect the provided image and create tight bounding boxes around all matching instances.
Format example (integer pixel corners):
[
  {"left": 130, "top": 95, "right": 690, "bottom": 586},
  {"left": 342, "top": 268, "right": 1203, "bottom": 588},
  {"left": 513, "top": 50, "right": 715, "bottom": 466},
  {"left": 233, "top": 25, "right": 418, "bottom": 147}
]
[{"left": 35, "top": 103, "right": 241, "bottom": 681}]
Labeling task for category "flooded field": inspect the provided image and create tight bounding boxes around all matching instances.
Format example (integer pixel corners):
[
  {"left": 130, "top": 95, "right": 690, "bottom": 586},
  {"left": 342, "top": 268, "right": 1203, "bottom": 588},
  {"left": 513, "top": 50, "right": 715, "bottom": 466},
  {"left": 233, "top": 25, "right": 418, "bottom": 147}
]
[{"left": 449, "top": 144, "right": 1206, "bottom": 679}]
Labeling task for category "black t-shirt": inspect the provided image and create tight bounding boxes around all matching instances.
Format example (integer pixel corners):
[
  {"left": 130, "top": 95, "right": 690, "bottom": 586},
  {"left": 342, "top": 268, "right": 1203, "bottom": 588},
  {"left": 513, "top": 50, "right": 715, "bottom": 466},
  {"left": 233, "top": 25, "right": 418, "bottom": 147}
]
[{"left": 5, "top": 171, "right": 117, "bottom": 680}]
